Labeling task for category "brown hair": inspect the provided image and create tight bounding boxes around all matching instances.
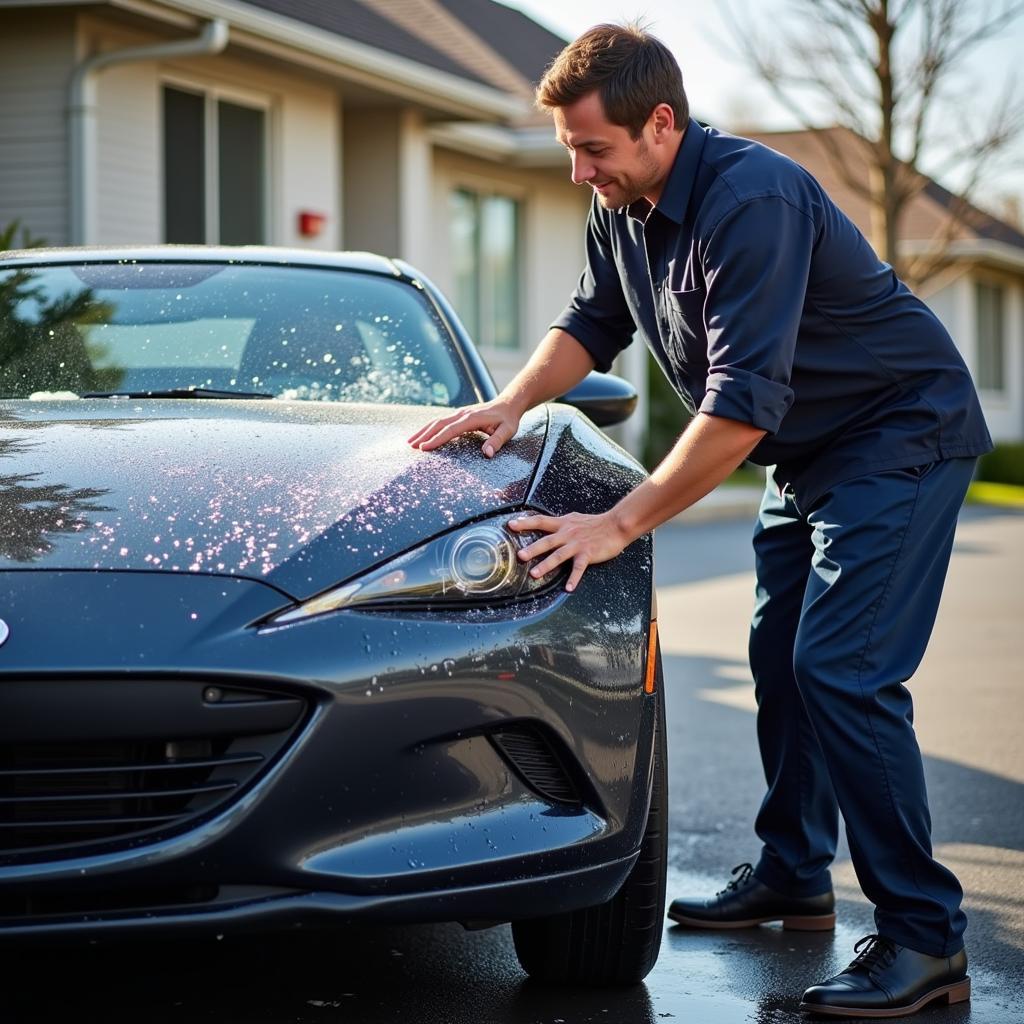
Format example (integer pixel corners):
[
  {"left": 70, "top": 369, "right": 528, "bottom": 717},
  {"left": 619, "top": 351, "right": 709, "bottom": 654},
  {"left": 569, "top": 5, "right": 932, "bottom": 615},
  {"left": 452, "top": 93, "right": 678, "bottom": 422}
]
[{"left": 536, "top": 23, "right": 688, "bottom": 139}]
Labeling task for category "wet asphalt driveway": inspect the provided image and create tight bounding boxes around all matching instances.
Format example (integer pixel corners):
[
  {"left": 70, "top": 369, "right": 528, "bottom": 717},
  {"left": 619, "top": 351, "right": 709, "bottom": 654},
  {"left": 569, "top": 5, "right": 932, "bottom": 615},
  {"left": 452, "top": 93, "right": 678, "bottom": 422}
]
[{"left": 5, "top": 506, "right": 1022, "bottom": 1023}]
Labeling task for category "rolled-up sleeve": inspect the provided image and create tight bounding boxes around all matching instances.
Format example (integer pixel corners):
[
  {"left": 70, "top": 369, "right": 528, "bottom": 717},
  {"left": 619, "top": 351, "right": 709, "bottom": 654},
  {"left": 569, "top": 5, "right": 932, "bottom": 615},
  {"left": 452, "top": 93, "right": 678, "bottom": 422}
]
[
  {"left": 551, "top": 200, "right": 636, "bottom": 372},
  {"left": 696, "top": 197, "right": 813, "bottom": 433}
]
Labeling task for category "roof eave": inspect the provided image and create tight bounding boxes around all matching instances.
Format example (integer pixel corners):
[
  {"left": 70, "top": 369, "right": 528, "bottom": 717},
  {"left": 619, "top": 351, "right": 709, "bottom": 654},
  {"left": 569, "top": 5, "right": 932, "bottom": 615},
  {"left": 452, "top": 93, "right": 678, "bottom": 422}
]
[
  {"left": 428, "top": 122, "right": 566, "bottom": 166},
  {"left": 901, "top": 237, "right": 1024, "bottom": 274},
  {"left": 62, "top": 0, "right": 529, "bottom": 121}
]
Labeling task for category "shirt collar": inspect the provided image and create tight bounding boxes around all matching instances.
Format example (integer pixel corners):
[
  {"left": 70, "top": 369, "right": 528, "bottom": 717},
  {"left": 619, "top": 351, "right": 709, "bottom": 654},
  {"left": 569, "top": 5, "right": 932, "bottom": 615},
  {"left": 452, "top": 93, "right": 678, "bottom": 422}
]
[{"left": 628, "top": 118, "right": 706, "bottom": 226}]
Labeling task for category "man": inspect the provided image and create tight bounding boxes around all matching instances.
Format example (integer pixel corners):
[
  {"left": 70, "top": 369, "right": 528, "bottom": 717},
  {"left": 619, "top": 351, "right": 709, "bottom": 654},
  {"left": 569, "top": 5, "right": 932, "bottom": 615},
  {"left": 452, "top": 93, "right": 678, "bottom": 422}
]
[{"left": 409, "top": 23, "right": 990, "bottom": 1018}]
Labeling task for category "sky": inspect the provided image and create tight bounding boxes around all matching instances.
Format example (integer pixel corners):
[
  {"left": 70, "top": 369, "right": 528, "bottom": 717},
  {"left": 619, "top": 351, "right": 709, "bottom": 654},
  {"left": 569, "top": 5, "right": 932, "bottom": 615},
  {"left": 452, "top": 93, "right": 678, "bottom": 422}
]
[{"left": 499, "top": 0, "right": 1024, "bottom": 212}]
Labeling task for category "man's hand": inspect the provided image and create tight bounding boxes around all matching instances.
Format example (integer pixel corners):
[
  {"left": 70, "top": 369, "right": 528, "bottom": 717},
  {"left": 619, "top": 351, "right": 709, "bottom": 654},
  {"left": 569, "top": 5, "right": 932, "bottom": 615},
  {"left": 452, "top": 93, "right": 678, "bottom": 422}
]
[
  {"left": 510, "top": 511, "right": 632, "bottom": 592},
  {"left": 408, "top": 329, "right": 595, "bottom": 459},
  {"left": 407, "top": 399, "right": 523, "bottom": 458},
  {"left": 507, "top": 414, "right": 767, "bottom": 593}
]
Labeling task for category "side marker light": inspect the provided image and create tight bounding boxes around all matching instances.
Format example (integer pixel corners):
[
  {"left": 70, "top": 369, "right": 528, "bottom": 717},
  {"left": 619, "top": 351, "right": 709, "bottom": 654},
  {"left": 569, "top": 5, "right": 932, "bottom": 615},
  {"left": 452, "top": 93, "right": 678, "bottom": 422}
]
[{"left": 644, "top": 619, "right": 658, "bottom": 694}]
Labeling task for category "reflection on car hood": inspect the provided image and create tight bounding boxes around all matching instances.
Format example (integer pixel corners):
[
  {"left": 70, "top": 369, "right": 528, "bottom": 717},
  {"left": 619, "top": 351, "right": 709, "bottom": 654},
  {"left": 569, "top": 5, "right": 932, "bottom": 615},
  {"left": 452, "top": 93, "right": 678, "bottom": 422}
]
[{"left": 0, "top": 400, "right": 546, "bottom": 599}]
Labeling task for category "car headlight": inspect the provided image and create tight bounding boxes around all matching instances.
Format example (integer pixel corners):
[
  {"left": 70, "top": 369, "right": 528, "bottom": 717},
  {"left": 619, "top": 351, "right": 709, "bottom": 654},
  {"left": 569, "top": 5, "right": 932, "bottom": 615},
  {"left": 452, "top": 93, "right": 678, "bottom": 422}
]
[{"left": 266, "top": 513, "right": 556, "bottom": 625}]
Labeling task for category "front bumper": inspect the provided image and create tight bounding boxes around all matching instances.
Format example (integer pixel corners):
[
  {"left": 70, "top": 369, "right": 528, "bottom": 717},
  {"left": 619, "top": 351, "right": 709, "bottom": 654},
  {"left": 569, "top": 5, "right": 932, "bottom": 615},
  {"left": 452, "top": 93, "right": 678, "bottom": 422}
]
[
  {"left": 3, "top": 857, "right": 640, "bottom": 945},
  {"left": 0, "top": 556, "right": 656, "bottom": 938}
]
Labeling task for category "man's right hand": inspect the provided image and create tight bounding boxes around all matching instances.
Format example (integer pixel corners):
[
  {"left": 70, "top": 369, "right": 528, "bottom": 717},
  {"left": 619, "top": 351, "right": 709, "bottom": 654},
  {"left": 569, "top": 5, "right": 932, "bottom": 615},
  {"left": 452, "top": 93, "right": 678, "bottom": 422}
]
[{"left": 407, "top": 398, "right": 523, "bottom": 459}]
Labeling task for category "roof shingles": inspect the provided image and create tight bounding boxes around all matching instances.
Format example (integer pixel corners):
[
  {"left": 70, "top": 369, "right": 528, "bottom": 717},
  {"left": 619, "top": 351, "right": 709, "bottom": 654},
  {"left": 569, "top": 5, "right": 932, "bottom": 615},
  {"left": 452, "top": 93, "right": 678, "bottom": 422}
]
[
  {"left": 436, "top": 0, "right": 567, "bottom": 85},
  {"left": 243, "top": 0, "right": 492, "bottom": 86}
]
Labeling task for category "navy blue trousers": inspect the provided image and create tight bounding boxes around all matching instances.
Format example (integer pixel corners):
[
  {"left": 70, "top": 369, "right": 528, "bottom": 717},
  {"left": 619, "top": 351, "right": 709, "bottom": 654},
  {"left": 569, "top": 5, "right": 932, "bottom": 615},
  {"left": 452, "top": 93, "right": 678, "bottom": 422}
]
[{"left": 748, "top": 458, "right": 975, "bottom": 957}]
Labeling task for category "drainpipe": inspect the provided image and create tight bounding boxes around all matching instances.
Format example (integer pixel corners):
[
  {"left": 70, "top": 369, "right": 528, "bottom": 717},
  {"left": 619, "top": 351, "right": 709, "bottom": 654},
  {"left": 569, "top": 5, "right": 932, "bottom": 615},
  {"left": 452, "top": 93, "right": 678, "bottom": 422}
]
[{"left": 68, "top": 18, "right": 229, "bottom": 245}]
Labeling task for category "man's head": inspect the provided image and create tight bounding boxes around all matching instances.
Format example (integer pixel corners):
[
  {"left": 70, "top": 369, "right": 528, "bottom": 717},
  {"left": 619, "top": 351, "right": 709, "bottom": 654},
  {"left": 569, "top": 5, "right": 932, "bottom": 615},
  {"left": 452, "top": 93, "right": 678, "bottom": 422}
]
[{"left": 536, "top": 23, "right": 688, "bottom": 209}]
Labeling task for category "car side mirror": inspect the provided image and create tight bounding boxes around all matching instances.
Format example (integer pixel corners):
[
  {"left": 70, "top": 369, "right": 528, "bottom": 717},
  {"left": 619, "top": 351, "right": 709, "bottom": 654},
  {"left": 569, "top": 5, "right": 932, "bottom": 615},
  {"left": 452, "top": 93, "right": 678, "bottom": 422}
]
[{"left": 556, "top": 372, "right": 637, "bottom": 427}]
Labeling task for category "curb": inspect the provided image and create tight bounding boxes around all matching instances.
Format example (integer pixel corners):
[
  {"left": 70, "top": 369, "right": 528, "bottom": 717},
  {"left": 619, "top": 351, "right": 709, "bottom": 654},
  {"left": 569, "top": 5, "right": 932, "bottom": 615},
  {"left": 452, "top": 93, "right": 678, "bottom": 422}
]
[{"left": 966, "top": 481, "right": 1024, "bottom": 510}]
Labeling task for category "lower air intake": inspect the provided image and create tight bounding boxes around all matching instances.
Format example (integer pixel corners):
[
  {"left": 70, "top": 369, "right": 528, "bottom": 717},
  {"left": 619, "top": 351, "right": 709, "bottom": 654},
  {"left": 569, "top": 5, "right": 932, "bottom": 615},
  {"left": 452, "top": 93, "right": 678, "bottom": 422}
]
[{"left": 490, "top": 726, "right": 581, "bottom": 805}]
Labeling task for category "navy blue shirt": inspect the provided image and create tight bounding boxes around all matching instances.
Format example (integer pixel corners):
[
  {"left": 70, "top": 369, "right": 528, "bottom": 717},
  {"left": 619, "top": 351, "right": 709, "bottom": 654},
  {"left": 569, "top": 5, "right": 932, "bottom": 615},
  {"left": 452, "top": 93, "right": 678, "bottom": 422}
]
[{"left": 553, "top": 119, "right": 992, "bottom": 508}]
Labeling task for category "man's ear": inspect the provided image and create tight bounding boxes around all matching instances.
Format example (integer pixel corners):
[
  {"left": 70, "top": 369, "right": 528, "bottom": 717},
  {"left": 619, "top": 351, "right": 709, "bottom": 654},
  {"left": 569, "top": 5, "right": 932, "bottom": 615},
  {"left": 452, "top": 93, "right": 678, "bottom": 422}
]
[{"left": 650, "top": 102, "right": 676, "bottom": 141}]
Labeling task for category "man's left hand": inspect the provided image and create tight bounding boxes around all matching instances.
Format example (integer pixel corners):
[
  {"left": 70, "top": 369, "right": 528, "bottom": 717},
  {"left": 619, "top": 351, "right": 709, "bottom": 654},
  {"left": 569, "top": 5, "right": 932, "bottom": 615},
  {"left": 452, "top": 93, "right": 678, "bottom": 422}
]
[{"left": 509, "top": 511, "right": 631, "bottom": 592}]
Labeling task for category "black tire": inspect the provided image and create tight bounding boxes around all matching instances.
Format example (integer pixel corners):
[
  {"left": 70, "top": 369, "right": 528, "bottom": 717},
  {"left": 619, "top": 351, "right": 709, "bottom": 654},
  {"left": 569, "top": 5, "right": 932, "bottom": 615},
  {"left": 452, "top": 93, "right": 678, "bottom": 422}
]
[{"left": 511, "top": 664, "right": 668, "bottom": 986}]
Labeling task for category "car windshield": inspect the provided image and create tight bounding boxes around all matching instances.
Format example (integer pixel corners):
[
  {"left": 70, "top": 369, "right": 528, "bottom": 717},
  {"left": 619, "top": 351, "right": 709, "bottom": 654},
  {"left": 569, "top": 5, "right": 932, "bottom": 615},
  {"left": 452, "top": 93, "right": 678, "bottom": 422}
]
[{"left": 0, "top": 261, "right": 474, "bottom": 405}]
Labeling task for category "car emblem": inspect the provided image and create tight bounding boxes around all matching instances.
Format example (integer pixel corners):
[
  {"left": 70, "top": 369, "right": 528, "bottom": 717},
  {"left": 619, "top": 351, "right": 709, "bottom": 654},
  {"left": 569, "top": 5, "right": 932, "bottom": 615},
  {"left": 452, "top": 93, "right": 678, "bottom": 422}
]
[{"left": 0, "top": 619, "right": 8, "bottom": 647}]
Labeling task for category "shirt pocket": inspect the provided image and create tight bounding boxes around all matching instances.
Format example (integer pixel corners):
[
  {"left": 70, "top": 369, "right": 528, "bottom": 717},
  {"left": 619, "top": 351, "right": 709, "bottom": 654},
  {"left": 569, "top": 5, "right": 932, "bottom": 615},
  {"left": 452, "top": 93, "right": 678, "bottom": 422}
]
[
  {"left": 664, "top": 287, "right": 707, "bottom": 364},
  {"left": 662, "top": 287, "right": 709, "bottom": 414}
]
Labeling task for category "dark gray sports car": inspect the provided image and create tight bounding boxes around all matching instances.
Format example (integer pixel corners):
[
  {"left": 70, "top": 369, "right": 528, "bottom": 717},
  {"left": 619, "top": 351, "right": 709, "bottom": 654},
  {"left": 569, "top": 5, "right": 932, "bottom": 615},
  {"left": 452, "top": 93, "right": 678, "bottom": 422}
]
[{"left": 0, "top": 247, "right": 665, "bottom": 985}]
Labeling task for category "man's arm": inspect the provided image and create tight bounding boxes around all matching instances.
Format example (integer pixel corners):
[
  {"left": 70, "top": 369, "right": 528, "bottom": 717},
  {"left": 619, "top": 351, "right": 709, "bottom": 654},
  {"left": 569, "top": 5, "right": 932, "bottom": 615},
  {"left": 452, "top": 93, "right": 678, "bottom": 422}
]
[
  {"left": 514, "top": 196, "right": 815, "bottom": 590},
  {"left": 511, "top": 412, "right": 766, "bottom": 591},
  {"left": 407, "top": 328, "right": 595, "bottom": 458},
  {"left": 612, "top": 412, "right": 766, "bottom": 537}
]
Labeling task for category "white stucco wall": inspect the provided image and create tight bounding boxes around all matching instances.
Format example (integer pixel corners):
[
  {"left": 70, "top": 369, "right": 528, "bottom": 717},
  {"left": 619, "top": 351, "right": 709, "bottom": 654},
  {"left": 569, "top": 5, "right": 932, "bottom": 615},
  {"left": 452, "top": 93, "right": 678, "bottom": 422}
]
[
  {"left": 399, "top": 110, "right": 433, "bottom": 270},
  {"left": 972, "top": 271, "right": 1024, "bottom": 443},
  {"left": 277, "top": 79, "right": 342, "bottom": 250},
  {"left": 0, "top": 8, "right": 77, "bottom": 245},
  {"left": 93, "top": 43, "right": 161, "bottom": 245},
  {"left": 925, "top": 269, "right": 1024, "bottom": 443},
  {"left": 1005, "top": 282, "right": 1024, "bottom": 441},
  {"left": 343, "top": 108, "right": 402, "bottom": 257}
]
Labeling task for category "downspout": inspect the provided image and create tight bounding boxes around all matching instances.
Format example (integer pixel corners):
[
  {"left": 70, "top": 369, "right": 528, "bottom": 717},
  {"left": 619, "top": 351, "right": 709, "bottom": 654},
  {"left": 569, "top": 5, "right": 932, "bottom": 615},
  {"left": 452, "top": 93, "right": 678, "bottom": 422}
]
[{"left": 68, "top": 18, "right": 229, "bottom": 245}]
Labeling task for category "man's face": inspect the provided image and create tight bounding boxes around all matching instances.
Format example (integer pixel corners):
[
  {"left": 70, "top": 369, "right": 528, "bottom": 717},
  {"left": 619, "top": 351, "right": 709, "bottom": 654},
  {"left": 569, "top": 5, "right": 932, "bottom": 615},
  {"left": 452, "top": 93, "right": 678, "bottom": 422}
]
[{"left": 553, "top": 92, "right": 664, "bottom": 209}]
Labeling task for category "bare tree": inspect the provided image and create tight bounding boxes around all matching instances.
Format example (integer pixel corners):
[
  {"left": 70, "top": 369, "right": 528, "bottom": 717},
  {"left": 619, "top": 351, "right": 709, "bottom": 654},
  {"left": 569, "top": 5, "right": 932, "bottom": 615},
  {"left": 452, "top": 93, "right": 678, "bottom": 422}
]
[{"left": 721, "top": 0, "right": 1024, "bottom": 286}]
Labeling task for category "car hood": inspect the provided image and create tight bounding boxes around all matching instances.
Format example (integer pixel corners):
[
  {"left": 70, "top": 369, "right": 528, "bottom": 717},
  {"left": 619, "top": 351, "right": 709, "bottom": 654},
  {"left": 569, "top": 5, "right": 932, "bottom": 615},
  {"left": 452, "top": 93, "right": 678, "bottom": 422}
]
[{"left": 0, "top": 400, "right": 546, "bottom": 600}]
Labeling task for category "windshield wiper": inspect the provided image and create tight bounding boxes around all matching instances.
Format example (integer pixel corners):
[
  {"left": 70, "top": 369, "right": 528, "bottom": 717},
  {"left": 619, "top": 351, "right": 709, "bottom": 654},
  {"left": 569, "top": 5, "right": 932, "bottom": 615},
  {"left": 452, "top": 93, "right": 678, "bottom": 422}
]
[{"left": 82, "top": 388, "right": 275, "bottom": 400}]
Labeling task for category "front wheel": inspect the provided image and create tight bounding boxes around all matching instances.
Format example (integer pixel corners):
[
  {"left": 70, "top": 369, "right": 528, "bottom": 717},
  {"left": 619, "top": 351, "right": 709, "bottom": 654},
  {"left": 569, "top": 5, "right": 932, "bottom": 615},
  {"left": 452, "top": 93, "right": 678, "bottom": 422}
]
[{"left": 512, "top": 669, "right": 667, "bottom": 986}]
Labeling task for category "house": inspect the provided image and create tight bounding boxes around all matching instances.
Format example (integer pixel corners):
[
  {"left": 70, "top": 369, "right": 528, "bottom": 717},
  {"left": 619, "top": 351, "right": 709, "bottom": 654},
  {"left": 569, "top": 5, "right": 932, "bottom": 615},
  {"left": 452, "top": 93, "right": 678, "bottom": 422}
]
[
  {"left": 3, "top": 1, "right": 1017, "bottom": 455},
  {"left": 745, "top": 127, "right": 1024, "bottom": 443},
  {"left": 0, "top": 0, "right": 650, "bottom": 452}
]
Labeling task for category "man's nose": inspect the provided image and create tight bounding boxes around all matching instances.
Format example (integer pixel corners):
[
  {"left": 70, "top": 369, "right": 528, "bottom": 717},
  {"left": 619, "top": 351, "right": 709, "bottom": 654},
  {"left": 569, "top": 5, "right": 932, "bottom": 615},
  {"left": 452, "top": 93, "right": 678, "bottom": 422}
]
[{"left": 570, "top": 152, "right": 595, "bottom": 185}]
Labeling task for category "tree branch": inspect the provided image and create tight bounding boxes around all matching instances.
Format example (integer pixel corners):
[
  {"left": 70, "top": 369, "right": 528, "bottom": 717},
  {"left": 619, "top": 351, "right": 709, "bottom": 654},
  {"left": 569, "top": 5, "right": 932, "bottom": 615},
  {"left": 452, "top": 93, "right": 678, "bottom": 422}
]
[{"left": 717, "top": 0, "right": 1024, "bottom": 285}]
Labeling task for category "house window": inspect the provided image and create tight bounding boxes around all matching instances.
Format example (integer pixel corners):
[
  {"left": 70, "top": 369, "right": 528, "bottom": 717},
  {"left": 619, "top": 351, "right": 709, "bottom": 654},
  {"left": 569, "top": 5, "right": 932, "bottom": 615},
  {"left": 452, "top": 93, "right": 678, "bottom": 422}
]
[
  {"left": 449, "top": 188, "right": 520, "bottom": 349},
  {"left": 975, "top": 280, "right": 1005, "bottom": 392},
  {"left": 163, "top": 86, "right": 266, "bottom": 244}
]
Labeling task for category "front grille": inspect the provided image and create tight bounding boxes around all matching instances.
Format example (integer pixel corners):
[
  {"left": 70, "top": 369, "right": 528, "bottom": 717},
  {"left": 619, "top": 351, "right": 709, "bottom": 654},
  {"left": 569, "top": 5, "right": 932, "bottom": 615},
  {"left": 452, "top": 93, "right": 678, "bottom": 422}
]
[
  {"left": 1, "top": 681, "right": 309, "bottom": 861},
  {"left": 490, "top": 726, "right": 581, "bottom": 805}
]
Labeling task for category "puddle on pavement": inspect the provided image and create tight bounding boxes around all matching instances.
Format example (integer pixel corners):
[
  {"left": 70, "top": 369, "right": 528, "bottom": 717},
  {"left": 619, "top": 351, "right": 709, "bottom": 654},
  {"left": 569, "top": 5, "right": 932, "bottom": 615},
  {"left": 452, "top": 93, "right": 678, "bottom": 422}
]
[{"left": 642, "top": 866, "right": 1006, "bottom": 1023}]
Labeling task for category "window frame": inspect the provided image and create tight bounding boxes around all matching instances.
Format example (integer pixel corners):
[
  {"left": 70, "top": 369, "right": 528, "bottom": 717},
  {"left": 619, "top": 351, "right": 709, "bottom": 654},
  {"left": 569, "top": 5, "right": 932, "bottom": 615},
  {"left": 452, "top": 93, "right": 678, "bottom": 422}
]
[
  {"left": 160, "top": 75, "right": 274, "bottom": 245},
  {"left": 448, "top": 179, "right": 524, "bottom": 353},
  {"left": 973, "top": 274, "right": 1008, "bottom": 396}
]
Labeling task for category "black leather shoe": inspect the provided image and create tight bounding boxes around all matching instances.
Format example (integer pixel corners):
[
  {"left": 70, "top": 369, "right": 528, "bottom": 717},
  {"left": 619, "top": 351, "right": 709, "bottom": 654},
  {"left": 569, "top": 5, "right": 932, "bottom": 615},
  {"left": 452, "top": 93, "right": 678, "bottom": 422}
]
[
  {"left": 667, "top": 863, "right": 836, "bottom": 930},
  {"left": 799, "top": 934, "right": 970, "bottom": 1018}
]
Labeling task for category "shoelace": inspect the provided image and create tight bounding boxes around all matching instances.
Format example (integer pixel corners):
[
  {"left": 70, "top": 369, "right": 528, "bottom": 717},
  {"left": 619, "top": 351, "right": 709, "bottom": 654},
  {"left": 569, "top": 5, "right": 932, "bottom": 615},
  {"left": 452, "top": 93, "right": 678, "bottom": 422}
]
[
  {"left": 716, "top": 862, "right": 755, "bottom": 896},
  {"left": 848, "top": 934, "right": 900, "bottom": 978}
]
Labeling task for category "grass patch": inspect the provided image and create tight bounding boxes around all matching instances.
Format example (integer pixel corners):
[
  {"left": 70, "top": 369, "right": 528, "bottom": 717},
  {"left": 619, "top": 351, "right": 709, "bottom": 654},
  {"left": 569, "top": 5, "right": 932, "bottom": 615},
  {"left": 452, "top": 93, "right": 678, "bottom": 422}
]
[{"left": 966, "top": 481, "right": 1024, "bottom": 508}]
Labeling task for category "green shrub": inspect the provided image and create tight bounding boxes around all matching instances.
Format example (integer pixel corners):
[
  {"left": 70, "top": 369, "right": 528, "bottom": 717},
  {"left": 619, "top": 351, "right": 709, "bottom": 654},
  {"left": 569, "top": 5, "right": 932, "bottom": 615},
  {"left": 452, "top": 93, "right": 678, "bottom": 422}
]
[
  {"left": 0, "top": 219, "right": 46, "bottom": 252},
  {"left": 640, "top": 353, "right": 765, "bottom": 489},
  {"left": 642, "top": 350, "right": 691, "bottom": 470},
  {"left": 977, "top": 443, "right": 1024, "bottom": 487}
]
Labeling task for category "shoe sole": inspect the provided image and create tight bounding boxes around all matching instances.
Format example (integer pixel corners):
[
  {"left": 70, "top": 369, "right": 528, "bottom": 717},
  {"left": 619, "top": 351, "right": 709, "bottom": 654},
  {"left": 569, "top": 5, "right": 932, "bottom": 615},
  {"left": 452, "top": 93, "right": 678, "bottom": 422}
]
[
  {"left": 798, "top": 976, "right": 971, "bottom": 1018},
  {"left": 666, "top": 910, "right": 836, "bottom": 931}
]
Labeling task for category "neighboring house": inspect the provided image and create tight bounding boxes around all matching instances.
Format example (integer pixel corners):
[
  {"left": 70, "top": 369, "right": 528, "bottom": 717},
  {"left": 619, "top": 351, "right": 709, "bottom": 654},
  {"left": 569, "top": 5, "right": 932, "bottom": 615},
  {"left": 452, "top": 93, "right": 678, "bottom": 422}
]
[
  {"left": 0, "top": 0, "right": 650, "bottom": 451},
  {"left": 746, "top": 127, "right": 1024, "bottom": 443}
]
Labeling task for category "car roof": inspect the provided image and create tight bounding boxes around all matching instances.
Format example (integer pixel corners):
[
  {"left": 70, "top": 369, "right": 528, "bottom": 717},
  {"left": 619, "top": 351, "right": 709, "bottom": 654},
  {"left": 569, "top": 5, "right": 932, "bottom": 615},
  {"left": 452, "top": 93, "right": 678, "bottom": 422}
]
[{"left": 0, "top": 245, "right": 407, "bottom": 278}]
